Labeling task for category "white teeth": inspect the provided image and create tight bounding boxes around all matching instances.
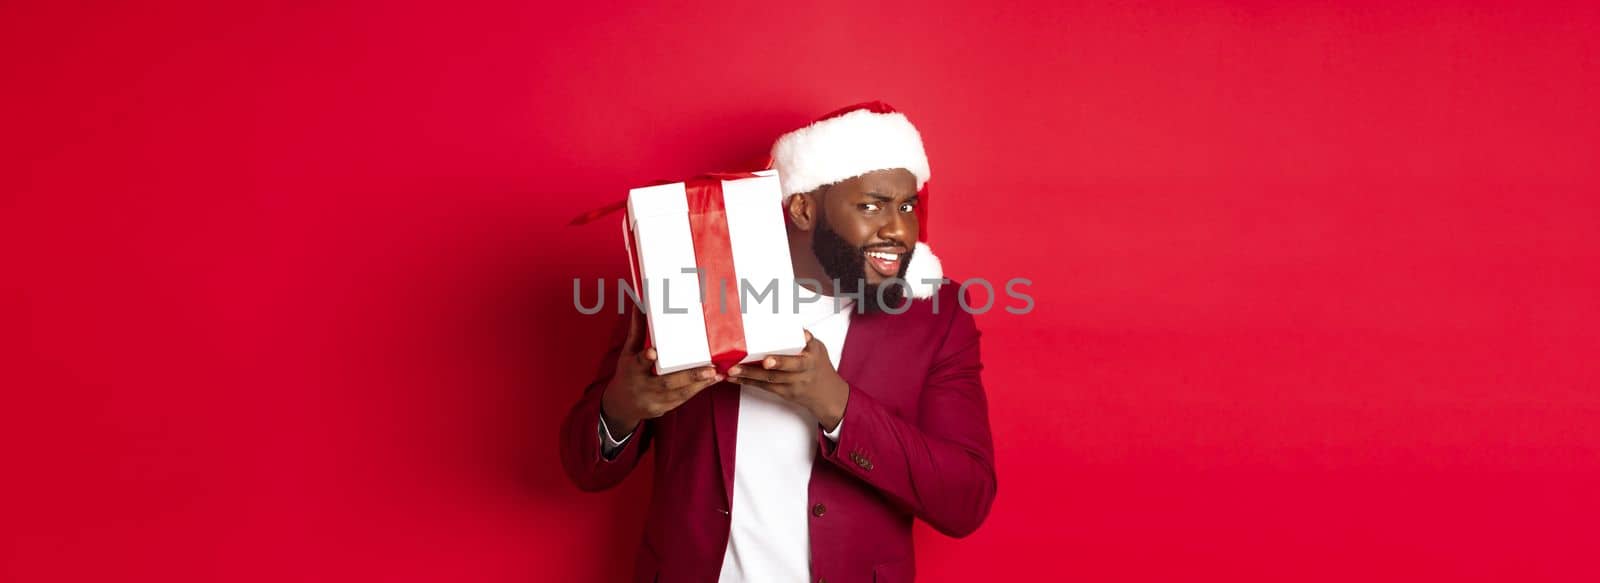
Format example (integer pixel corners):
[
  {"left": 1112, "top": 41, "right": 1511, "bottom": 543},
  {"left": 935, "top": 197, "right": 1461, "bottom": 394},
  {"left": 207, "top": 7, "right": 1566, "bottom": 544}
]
[{"left": 866, "top": 251, "right": 898, "bottom": 261}]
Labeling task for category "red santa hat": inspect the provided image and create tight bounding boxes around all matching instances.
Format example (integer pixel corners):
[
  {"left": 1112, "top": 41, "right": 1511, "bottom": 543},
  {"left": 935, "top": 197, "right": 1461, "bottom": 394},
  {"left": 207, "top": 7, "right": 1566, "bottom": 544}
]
[{"left": 770, "top": 101, "right": 944, "bottom": 299}]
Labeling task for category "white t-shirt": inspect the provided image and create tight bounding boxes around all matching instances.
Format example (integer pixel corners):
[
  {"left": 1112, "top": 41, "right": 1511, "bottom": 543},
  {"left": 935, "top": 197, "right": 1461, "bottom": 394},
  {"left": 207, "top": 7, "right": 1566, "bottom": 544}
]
[{"left": 717, "top": 289, "right": 852, "bottom": 582}]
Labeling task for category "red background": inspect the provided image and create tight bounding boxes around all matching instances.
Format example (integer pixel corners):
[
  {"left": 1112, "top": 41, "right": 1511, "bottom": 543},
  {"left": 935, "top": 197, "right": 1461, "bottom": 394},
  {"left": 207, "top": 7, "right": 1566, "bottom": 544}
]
[{"left": 6, "top": 1, "right": 1599, "bottom": 581}]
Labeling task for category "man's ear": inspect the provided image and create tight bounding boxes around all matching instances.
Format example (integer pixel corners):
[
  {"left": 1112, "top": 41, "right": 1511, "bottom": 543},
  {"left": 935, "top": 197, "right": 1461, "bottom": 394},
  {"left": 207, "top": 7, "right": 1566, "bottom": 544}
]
[{"left": 787, "top": 190, "right": 819, "bottom": 231}]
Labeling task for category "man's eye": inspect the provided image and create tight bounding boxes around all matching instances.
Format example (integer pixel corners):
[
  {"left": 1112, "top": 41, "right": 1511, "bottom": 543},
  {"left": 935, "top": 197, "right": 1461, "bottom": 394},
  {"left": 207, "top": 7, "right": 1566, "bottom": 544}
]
[
  {"left": 899, "top": 203, "right": 915, "bottom": 213},
  {"left": 861, "top": 203, "right": 881, "bottom": 212}
]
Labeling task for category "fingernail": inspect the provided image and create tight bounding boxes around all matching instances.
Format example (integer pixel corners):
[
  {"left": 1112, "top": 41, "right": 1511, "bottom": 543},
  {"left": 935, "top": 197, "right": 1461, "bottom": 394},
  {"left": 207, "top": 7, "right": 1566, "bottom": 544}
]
[
  {"left": 700, "top": 370, "right": 713, "bottom": 380},
  {"left": 714, "top": 374, "right": 725, "bottom": 382},
  {"left": 764, "top": 358, "right": 777, "bottom": 368},
  {"left": 728, "top": 366, "right": 742, "bottom": 376}
]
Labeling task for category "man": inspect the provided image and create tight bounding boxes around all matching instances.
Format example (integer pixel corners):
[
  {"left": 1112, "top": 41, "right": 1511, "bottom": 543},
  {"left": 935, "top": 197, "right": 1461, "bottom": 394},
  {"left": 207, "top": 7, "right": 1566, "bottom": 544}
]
[{"left": 560, "top": 102, "right": 997, "bottom": 583}]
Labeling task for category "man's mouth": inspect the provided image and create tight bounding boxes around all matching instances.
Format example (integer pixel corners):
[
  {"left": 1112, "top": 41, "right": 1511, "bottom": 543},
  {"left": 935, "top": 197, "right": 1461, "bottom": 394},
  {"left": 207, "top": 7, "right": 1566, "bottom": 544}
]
[{"left": 864, "top": 248, "right": 905, "bottom": 278}]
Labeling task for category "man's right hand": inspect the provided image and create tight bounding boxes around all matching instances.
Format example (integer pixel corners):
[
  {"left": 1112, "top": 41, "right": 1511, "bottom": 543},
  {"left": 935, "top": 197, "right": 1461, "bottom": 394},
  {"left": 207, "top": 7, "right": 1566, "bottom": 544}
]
[{"left": 599, "top": 308, "right": 723, "bottom": 435}]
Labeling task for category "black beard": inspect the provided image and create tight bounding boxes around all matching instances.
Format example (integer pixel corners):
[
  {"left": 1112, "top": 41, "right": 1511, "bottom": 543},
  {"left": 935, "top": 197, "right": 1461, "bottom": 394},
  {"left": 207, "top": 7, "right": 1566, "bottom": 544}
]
[{"left": 811, "top": 215, "right": 912, "bottom": 314}]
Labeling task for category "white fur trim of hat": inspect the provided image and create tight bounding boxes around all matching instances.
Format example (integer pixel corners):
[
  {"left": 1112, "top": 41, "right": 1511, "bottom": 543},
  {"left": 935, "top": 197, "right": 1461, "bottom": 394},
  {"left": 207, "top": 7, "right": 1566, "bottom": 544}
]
[{"left": 770, "top": 102, "right": 944, "bottom": 298}]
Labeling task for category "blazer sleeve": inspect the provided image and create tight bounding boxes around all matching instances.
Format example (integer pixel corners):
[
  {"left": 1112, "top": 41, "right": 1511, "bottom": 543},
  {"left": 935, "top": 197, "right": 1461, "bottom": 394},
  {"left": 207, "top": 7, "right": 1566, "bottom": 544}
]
[
  {"left": 559, "top": 309, "right": 652, "bottom": 492},
  {"left": 815, "top": 293, "right": 998, "bottom": 538}
]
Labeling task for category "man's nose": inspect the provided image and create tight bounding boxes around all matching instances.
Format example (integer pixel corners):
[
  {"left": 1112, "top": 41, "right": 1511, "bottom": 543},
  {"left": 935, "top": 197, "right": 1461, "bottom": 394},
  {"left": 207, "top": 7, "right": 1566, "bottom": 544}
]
[{"left": 877, "top": 209, "right": 912, "bottom": 249}]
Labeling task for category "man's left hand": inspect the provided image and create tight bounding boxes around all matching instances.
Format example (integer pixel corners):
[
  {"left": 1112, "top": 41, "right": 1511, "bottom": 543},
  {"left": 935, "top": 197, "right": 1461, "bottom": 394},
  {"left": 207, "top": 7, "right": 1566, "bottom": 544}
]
[{"left": 726, "top": 330, "right": 850, "bottom": 430}]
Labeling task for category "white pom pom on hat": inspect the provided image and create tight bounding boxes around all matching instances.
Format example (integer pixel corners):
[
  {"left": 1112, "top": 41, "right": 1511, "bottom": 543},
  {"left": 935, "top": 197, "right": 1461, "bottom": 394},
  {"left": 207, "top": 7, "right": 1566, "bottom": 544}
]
[{"left": 769, "top": 101, "right": 944, "bottom": 299}]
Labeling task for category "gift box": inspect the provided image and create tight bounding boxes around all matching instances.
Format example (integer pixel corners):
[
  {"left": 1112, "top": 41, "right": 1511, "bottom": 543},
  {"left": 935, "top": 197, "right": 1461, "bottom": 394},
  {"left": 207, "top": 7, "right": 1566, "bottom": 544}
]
[{"left": 623, "top": 170, "right": 807, "bottom": 375}]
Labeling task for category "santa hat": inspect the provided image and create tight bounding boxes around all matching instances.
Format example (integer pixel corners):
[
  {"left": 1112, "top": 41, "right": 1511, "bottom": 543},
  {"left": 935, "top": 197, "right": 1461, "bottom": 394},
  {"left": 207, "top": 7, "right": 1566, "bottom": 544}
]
[{"left": 770, "top": 101, "right": 944, "bottom": 299}]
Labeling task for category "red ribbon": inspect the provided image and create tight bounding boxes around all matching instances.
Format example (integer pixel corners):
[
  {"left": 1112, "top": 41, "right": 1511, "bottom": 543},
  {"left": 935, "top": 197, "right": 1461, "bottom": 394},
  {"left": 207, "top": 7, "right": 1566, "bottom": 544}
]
[
  {"left": 567, "top": 199, "right": 627, "bottom": 226},
  {"left": 683, "top": 173, "right": 755, "bottom": 373}
]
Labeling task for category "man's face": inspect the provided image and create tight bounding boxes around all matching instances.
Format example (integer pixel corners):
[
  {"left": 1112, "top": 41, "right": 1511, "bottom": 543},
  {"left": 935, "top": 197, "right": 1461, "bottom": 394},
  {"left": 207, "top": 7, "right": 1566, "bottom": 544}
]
[{"left": 805, "top": 168, "right": 921, "bottom": 310}]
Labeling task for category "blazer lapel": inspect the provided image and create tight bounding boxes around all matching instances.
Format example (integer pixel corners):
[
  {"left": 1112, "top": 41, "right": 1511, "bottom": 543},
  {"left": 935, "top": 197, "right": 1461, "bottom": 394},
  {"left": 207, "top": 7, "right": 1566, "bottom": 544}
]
[
  {"left": 710, "top": 381, "right": 739, "bottom": 508},
  {"left": 837, "top": 310, "right": 884, "bottom": 388}
]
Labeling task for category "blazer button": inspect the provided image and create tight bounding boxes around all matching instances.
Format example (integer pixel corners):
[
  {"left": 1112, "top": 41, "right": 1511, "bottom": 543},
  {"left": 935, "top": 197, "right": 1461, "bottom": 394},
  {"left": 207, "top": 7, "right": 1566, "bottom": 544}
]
[{"left": 811, "top": 503, "right": 827, "bottom": 517}]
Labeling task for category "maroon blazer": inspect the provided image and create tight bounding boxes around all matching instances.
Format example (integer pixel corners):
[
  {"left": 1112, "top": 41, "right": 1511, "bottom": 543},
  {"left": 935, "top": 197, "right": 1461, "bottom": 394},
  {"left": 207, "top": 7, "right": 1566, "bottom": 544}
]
[{"left": 560, "top": 283, "right": 997, "bottom": 583}]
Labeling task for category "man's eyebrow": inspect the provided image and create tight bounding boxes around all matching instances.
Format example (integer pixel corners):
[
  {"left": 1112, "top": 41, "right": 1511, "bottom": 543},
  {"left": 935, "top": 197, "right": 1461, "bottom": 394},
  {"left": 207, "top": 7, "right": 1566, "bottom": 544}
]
[{"left": 863, "top": 191, "right": 917, "bottom": 203}]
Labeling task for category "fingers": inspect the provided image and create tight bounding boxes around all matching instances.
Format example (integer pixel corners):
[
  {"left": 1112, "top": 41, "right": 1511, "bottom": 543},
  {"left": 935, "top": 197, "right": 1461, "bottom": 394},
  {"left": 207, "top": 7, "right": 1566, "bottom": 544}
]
[
  {"left": 664, "top": 373, "right": 723, "bottom": 403},
  {"left": 646, "top": 367, "right": 721, "bottom": 416},
  {"left": 802, "top": 330, "right": 828, "bottom": 358},
  {"left": 655, "top": 366, "right": 720, "bottom": 391},
  {"left": 745, "top": 329, "right": 822, "bottom": 374},
  {"left": 727, "top": 364, "right": 802, "bottom": 385},
  {"left": 624, "top": 306, "right": 646, "bottom": 354},
  {"left": 754, "top": 354, "right": 807, "bottom": 373}
]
